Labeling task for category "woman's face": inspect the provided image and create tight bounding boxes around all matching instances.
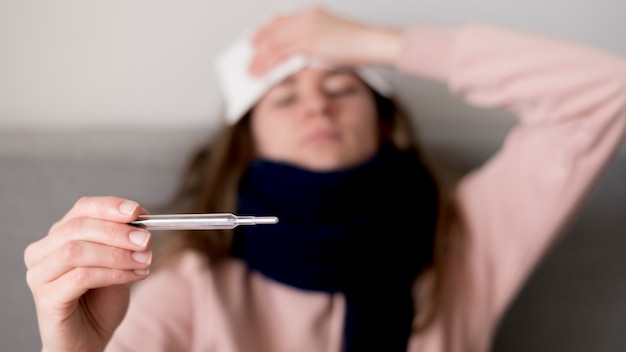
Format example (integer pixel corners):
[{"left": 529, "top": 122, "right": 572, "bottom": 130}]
[{"left": 251, "top": 68, "right": 379, "bottom": 171}]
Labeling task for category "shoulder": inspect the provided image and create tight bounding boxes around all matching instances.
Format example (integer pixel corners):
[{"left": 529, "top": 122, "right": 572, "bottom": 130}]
[
  {"left": 108, "top": 251, "right": 252, "bottom": 350},
  {"left": 136, "top": 250, "right": 211, "bottom": 291},
  {"left": 133, "top": 249, "right": 256, "bottom": 300}
]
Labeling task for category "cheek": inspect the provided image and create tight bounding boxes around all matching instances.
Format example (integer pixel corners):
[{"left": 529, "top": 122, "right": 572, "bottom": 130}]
[
  {"left": 344, "top": 99, "right": 379, "bottom": 142},
  {"left": 251, "top": 111, "right": 296, "bottom": 159},
  {"left": 343, "top": 100, "right": 381, "bottom": 164}
]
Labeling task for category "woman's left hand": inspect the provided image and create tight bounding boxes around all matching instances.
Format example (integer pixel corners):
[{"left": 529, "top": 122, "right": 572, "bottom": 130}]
[{"left": 249, "top": 7, "right": 403, "bottom": 76}]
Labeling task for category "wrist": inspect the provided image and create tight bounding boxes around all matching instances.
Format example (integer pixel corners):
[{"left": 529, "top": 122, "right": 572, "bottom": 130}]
[{"left": 362, "top": 26, "right": 404, "bottom": 66}]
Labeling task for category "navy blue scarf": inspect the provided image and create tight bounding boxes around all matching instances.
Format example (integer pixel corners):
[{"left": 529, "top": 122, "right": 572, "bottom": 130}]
[{"left": 231, "top": 144, "right": 438, "bottom": 351}]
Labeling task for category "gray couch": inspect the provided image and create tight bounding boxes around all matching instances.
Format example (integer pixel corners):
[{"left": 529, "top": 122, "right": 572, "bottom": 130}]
[{"left": 2, "top": 125, "right": 625, "bottom": 351}]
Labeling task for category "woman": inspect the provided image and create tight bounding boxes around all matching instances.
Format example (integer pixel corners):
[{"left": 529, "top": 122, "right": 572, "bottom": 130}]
[{"left": 24, "top": 7, "right": 626, "bottom": 352}]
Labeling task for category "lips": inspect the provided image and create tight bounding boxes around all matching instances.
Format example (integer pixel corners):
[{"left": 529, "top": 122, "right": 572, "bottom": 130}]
[{"left": 303, "top": 129, "right": 342, "bottom": 145}]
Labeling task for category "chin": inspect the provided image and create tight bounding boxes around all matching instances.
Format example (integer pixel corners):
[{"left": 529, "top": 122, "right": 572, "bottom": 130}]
[
  {"left": 297, "top": 152, "right": 364, "bottom": 172},
  {"left": 290, "top": 143, "right": 376, "bottom": 172},
  {"left": 302, "top": 161, "right": 347, "bottom": 172}
]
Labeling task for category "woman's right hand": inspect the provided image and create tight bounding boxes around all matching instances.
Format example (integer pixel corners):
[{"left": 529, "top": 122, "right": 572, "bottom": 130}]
[{"left": 24, "top": 196, "right": 153, "bottom": 352}]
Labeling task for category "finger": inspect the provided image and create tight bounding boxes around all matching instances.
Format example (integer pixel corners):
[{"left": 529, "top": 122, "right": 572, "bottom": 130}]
[
  {"left": 250, "top": 39, "right": 308, "bottom": 76},
  {"left": 252, "top": 14, "right": 292, "bottom": 47},
  {"left": 51, "top": 196, "right": 143, "bottom": 234},
  {"left": 250, "top": 20, "right": 312, "bottom": 76},
  {"left": 26, "top": 240, "right": 152, "bottom": 288},
  {"left": 27, "top": 196, "right": 147, "bottom": 268},
  {"left": 35, "top": 267, "right": 148, "bottom": 310},
  {"left": 25, "top": 217, "right": 152, "bottom": 269},
  {"left": 252, "top": 7, "right": 324, "bottom": 46}
]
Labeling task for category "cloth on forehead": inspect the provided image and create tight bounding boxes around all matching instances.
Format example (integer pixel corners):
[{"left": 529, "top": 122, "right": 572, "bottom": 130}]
[{"left": 213, "top": 31, "right": 394, "bottom": 125}]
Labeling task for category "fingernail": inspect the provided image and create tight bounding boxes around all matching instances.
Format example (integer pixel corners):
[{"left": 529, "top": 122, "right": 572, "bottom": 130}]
[
  {"left": 133, "top": 269, "right": 150, "bottom": 276},
  {"left": 119, "top": 201, "right": 138, "bottom": 216},
  {"left": 131, "top": 251, "right": 152, "bottom": 264},
  {"left": 129, "top": 231, "right": 151, "bottom": 247}
]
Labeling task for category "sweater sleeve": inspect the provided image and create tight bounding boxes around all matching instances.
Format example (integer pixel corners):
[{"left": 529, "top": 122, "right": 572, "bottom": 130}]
[{"left": 397, "top": 24, "right": 626, "bottom": 333}]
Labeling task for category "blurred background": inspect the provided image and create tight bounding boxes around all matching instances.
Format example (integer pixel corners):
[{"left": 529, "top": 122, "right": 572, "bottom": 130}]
[{"left": 1, "top": 0, "right": 625, "bottom": 350}]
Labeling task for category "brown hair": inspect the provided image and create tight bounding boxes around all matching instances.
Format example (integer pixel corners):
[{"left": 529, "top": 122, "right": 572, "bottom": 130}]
[{"left": 153, "top": 88, "right": 459, "bottom": 332}]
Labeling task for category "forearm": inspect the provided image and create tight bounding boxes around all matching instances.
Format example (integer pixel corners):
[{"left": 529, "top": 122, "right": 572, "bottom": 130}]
[
  {"left": 358, "top": 26, "right": 404, "bottom": 67},
  {"left": 394, "top": 23, "right": 626, "bottom": 125},
  {"left": 438, "top": 24, "right": 626, "bottom": 326}
]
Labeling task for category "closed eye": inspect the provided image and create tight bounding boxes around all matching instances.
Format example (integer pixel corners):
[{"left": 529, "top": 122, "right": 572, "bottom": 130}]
[
  {"left": 274, "top": 95, "right": 296, "bottom": 107},
  {"left": 327, "top": 86, "right": 357, "bottom": 98}
]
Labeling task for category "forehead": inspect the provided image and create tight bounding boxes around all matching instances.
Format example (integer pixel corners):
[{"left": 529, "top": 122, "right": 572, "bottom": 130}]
[{"left": 273, "top": 67, "right": 361, "bottom": 87}]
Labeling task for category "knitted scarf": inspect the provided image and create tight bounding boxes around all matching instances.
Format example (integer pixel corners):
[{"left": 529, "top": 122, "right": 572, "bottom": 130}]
[{"left": 231, "top": 144, "right": 438, "bottom": 351}]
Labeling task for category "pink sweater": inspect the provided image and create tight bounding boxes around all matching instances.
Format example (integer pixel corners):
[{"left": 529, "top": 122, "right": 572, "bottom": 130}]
[{"left": 106, "top": 24, "right": 626, "bottom": 352}]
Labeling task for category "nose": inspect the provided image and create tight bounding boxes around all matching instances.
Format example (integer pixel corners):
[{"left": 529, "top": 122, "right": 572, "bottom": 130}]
[{"left": 303, "top": 88, "right": 333, "bottom": 119}]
